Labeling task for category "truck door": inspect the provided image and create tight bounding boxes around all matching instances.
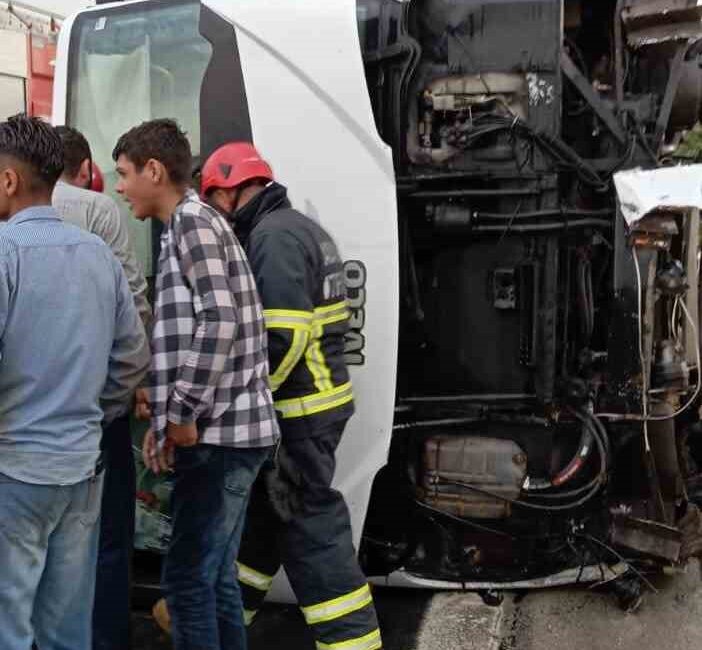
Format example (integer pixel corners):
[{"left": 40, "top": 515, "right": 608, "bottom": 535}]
[{"left": 53, "top": 0, "right": 398, "bottom": 600}]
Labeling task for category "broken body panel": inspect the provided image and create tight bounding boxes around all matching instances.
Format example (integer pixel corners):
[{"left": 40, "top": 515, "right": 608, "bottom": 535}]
[{"left": 54, "top": 0, "right": 702, "bottom": 602}]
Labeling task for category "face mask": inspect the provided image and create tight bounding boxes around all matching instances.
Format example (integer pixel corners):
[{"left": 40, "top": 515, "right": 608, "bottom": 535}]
[
  {"left": 225, "top": 188, "right": 242, "bottom": 221},
  {"left": 231, "top": 187, "right": 267, "bottom": 225}
]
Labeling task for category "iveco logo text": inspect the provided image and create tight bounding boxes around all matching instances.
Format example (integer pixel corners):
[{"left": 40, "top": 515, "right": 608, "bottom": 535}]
[{"left": 343, "top": 260, "right": 366, "bottom": 366}]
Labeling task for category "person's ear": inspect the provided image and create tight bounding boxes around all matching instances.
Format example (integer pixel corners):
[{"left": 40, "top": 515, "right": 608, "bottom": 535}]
[
  {"left": 78, "top": 158, "right": 92, "bottom": 188},
  {"left": 145, "top": 159, "right": 165, "bottom": 185},
  {"left": 0, "top": 167, "right": 20, "bottom": 199}
]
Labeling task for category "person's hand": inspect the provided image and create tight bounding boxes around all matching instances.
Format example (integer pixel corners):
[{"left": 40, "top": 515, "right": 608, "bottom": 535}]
[
  {"left": 142, "top": 428, "right": 174, "bottom": 474},
  {"left": 166, "top": 420, "right": 198, "bottom": 447},
  {"left": 134, "top": 387, "right": 152, "bottom": 421}
]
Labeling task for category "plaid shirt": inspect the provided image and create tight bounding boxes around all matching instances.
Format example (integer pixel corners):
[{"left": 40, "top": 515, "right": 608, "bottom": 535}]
[{"left": 150, "top": 190, "right": 279, "bottom": 448}]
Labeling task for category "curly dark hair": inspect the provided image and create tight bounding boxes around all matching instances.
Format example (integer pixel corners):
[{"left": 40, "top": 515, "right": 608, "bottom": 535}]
[
  {"left": 112, "top": 119, "right": 191, "bottom": 185},
  {"left": 0, "top": 114, "right": 64, "bottom": 190},
  {"left": 55, "top": 125, "right": 92, "bottom": 179}
]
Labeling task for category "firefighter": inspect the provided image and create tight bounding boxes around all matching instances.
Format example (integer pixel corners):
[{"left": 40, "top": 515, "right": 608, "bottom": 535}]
[{"left": 153, "top": 142, "right": 382, "bottom": 650}]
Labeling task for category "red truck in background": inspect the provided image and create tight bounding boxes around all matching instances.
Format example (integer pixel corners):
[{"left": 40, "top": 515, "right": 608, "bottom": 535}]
[{"left": 0, "top": 1, "right": 61, "bottom": 121}]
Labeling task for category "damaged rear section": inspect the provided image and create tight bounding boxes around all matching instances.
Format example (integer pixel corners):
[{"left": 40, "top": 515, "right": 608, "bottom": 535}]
[{"left": 357, "top": 0, "right": 702, "bottom": 599}]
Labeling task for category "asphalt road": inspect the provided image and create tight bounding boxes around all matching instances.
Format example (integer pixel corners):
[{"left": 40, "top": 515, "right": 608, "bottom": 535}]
[
  {"left": 133, "top": 561, "right": 702, "bottom": 650},
  {"left": 132, "top": 587, "right": 490, "bottom": 650}
]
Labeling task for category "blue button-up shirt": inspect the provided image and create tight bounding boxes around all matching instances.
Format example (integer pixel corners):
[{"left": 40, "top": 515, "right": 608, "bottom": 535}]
[{"left": 0, "top": 205, "right": 149, "bottom": 485}]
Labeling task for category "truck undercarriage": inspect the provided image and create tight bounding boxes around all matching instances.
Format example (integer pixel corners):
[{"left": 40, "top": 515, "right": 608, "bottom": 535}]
[{"left": 358, "top": 0, "right": 702, "bottom": 601}]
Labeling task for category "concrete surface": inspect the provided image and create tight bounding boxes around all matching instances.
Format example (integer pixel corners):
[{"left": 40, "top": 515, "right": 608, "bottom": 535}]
[
  {"left": 413, "top": 592, "right": 502, "bottom": 650},
  {"left": 133, "top": 562, "right": 702, "bottom": 649},
  {"left": 503, "top": 561, "right": 702, "bottom": 650}
]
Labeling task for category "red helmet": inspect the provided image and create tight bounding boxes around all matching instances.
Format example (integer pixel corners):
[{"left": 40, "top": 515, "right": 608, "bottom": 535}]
[
  {"left": 90, "top": 162, "right": 104, "bottom": 193},
  {"left": 200, "top": 142, "right": 273, "bottom": 197}
]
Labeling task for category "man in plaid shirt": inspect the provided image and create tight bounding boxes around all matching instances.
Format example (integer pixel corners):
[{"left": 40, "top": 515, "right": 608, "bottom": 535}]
[{"left": 113, "top": 119, "right": 278, "bottom": 650}]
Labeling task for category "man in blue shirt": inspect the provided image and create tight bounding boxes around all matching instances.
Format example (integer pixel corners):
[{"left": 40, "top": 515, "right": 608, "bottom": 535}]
[
  {"left": 0, "top": 115, "right": 150, "bottom": 650},
  {"left": 54, "top": 124, "right": 151, "bottom": 650}
]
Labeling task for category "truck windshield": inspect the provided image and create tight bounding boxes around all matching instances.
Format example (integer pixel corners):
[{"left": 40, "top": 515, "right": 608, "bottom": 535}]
[{"left": 67, "top": 0, "right": 212, "bottom": 276}]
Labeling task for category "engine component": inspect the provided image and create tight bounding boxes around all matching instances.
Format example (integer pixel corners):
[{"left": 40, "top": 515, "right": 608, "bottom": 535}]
[
  {"left": 656, "top": 259, "right": 687, "bottom": 295},
  {"left": 432, "top": 204, "right": 472, "bottom": 231},
  {"left": 610, "top": 513, "right": 681, "bottom": 562},
  {"left": 648, "top": 400, "right": 686, "bottom": 501},
  {"left": 418, "top": 436, "right": 527, "bottom": 519},
  {"left": 652, "top": 340, "right": 689, "bottom": 391},
  {"left": 493, "top": 268, "right": 517, "bottom": 310},
  {"left": 418, "top": 74, "right": 528, "bottom": 158},
  {"left": 426, "top": 74, "right": 527, "bottom": 116},
  {"left": 621, "top": 0, "right": 702, "bottom": 48}
]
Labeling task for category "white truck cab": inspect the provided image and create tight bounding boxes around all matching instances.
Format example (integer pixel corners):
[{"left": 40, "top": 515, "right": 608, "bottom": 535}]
[{"left": 54, "top": 0, "right": 398, "bottom": 600}]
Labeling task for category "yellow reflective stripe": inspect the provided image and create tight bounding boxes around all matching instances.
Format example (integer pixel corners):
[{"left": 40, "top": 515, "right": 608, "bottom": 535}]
[
  {"left": 305, "top": 338, "right": 334, "bottom": 392},
  {"left": 314, "top": 302, "right": 349, "bottom": 326},
  {"left": 264, "top": 304, "right": 347, "bottom": 332},
  {"left": 302, "top": 584, "right": 373, "bottom": 625},
  {"left": 237, "top": 562, "right": 274, "bottom": 592},
  {"left": 316, "top": 311, "right": 349, "bottom": 327},
  {"left": 316, "top": 629, "right": 382, "bottom": 650},
  {"left": 244, "top": 609, "right": 258, "bottom": 626},
  {"left": 275, "top": 381, "right": 353, "bottom": 419},
  {"left": 264, "top": 308, "right": 314, "bottom": 320},
  {"left": 317, "top": 344, "right": 334, "bottom": 390},
  {"left": 264, "top": 308, "right": 313, "bottom": 331},
  {"left": 314, "top": 301, "right": 348, "bottom": 316},
  {"left": 270, "top": 328, "right": 309, "bottom": 392},
  {"left": 266, "top": 301, "right": 349, "bottom": 401}
]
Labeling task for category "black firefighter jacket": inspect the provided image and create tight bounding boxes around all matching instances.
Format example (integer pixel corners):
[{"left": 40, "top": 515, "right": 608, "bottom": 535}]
[{"left": 231, "top": 182, "right": 355, "bottom": 438}]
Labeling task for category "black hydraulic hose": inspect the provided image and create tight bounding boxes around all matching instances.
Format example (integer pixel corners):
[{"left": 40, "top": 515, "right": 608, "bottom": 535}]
[
  {"left": 588, "top": 410, "right": 612, "bottom": 461},
  {"left": 525, "top": 419, "right": 594, "bottom": 493},
  {"left": 578, "top": 410, "right": 610, "bottom": 472},
  {"left": 586, "top": 262, "right": 595, "bottom": 341},
  {"left": 393, "top": 414, "right": 550, "bottom": 430},
  {"left": 474, "top": 209, "right": 614, "bottom": 220},
  {"left": 524, "top": 409, "right": 607, "bottom": 498},
  {"left": 553, "top": 419, "right": 595, "bottom": 487},
  {"left": 533, "top": 130, "right": 607, "bottom": 188},
  {"left": 583, "top": 259, "right": 594, "bottom": 342},
  {"left": 448, "top": 115, "right": 607, "bottom": 188},
  {"left": 472, "top": 219, "right": 612, "bottom": 233},
  {"left": 527, "top": 411, "right": 609, "bottom": 500},
  {"left": 576, "top": 259, "right": 594, "bottom": 342}
]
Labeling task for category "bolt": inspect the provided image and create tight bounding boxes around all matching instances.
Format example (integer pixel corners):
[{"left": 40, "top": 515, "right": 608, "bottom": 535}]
[{"left": 514, "top": 453, "right": 527, "bottom": 466}]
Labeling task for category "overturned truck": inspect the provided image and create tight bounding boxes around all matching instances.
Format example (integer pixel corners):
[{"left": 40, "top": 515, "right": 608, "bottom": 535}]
[
  {"left": 55, "top": 0, "right": 702, "bottom": 604},
  {"left": 358, "top": 0, "right": 702, "bottom": 601}
]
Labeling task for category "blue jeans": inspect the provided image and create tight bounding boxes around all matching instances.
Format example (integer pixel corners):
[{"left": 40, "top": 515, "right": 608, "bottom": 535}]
[
  {"left": 0, "top": 471, "right": 104, "bottom": 650},
  {"left": 162, "top": 444, "right": 270, "bottom": 650},
  {"left": 93, "top": 415, "right": 136, "bottom": 650}
]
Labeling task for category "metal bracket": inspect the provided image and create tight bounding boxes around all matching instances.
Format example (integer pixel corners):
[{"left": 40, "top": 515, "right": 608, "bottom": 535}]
[
  {"left": 560, "top": 51, "right": 628, "bottom": 146},
  {"left": 653, "top": 41, "right": 689, "bottom": 152}
]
